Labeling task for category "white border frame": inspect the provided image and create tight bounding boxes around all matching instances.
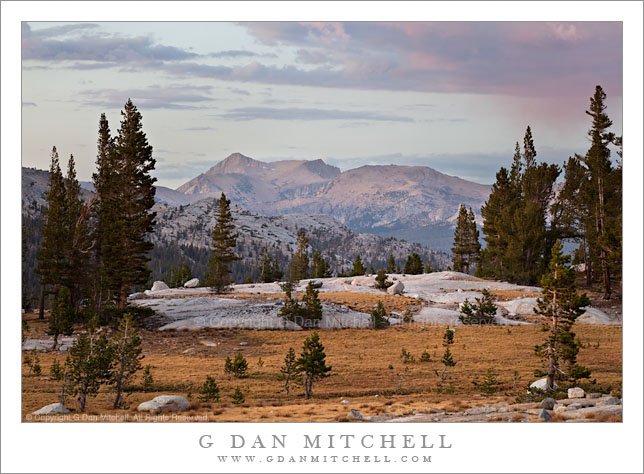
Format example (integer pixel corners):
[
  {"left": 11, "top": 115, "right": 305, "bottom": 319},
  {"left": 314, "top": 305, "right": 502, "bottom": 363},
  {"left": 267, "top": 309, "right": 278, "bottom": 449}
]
[{"left": 2, "top": 2, "right": 642, "bottom": 473}]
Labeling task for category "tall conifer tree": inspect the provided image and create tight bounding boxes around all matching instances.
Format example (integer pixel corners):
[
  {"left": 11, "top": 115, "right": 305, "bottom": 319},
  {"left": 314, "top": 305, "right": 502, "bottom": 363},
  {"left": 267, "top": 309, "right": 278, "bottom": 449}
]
[
  {"left": 36, "top": 147, "right": 67, "bottom": 318},
  {"left": 112, "top": 100, "right": 157, "bottom": 306},
  {"left": 205, "top": 192, "right": 239, "bottom": 293}
]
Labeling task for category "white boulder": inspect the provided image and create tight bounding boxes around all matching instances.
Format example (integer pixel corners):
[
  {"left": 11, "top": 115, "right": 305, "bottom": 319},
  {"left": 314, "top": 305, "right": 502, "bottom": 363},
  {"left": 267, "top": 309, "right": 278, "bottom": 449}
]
[
  {"left": 151, "top": 281, "right": 170, "bottom": 292},
  {"left": 387, "top": 281, "right": 404, "bottom": 295},
  {"left": 137, "top": 395, "right": 190, "bottom": 413},
  {"left": 351, "top": 278, "right": 361, "bottom": 286},
  {"left": 529, "top": 378, "right": 558, "bottom": 392},
  {"left": 183, "top": 278, "right": 200, "bottom": 288},
  {"left": 577, "top": 307, "right": 614, "bottom": 325},
  {"left": 32, "top": 402, "right": 69, "bottom": 415},
  {"left": 568, "top": 387, "right": 585, "bottom": 399}
]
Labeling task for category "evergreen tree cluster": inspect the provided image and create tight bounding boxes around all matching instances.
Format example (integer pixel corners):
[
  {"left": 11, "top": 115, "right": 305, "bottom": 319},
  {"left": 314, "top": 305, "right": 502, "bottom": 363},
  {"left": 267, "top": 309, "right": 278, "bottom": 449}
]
[
  {"left": 35, "top": 100, "right": 158, "bottom": 325},
  {"left": 258, "top": 246, "right": 284, "bottom": 282},
  {"left": 458, "top": 289, "right": 497, "bottom": 325},
  {"left": 478, "top": 126, "right": 560, "bottom": 285},
  {"left": 36, "top": 149, "right": 92, "bottom": 319},
  {"left": 164, "top": 260, "right": 193, "bottom": 288},
  {"left": 60, "top": 313, "right": 144, "bottom": 411},
  {"left": 403, "top": 252, "right": 424, "bottom": 274},
  {"left": 478, "top": 86, "right": 621, "bottom": 297},
  {"left": 279, "top": 281, "right": 324, "bottom": 328}
]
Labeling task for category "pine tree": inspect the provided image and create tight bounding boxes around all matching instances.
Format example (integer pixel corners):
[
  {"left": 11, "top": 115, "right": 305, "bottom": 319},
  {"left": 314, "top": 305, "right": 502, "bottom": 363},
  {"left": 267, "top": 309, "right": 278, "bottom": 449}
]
[
  {"left": 370, "top": 301, "right": 390, "bottom": 329},
  {"left": 403, "top": 252, "right": 424, "bottom": 274},
  {"left": 47, "top": 287, "right": 75, "bottom": 350},
  {"left": 258, "top": 247, "right": 275, "bottom": 283},
  {"left": 311, "top": 250, "right": 331, "bottom": 278},
  {"left": 91, "top": 113, "right": 117, "bottom": 319},
  {"left": 63, "top": 155, "right": 92, "bottom": 311},
  {"left": 452, "top": 206, "right": 481, "bottom": 274},
  {"left": 104, "top": 100, "right": 157, "bottom": 308},
  {"left": 387, "top": 254, "right": 396, "bottom": 273},
  {"left": 458, "top": 289, "right": 497, "bottom": 325},
  {"left": 300, "top": 281, "right": 323, "bottom": 328},
  {"left": 478, "top": 168, "right": 514, "bottom": 278},
  {"left": 466, "top": 208, "right": 481, "bottom": 273},
  {"left": 439, "top": 327, "right": 456, "bottom": 388},
  {"left": 111, "top": 313, "right": 143, "bottom": 408},
  {"left": 374, "top": 269, "right": 393, "bottom": 290},
  {"left": 65, "top": 320, "right": 114, "bottom": 411},
  {"left": 350, "top": 255, "right": 366, "bottom": 276},
  {"left": 280, "top": 347, "right": 297, "bottom": 395},
  {"left": 289, "top": 229, "right": 310, "bottom": 281},
  {"left": 451, "top": 205, "right": 469, "bottom": 273},
  {"left": 582, "top": 85, "right": 618, "bottom": 299},
  {"left": 205, "top": 193, "right": 239, "bottom": 293},
  {"left": 534, "top": 241, "right": 591, "bottom": 391},
  {"left": 479, "top": 128, "right": 559, "bottom": 284},
  {"left": 199, "top": 376, "right": 220, "bottom": 402},
  {"left": 231, "top": 387, "right": 245, "bottom": 404},
  {"left": 36, "top": 147, "right": 67, "bottom": 318},
  {"left": 296, "top": 332, "right": 332, "bottom": 399}
]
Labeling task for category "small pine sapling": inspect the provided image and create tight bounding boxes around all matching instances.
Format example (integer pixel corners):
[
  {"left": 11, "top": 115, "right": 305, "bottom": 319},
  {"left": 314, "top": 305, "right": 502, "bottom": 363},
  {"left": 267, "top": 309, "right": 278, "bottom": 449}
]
[
  {"left": 142, "top": 365, "right": 154, "bottom": 391},
  {"left": 480, "top": 368, "right": 501, "bottom": 395},
  {"left": 400, "top": 348, "right": 415, "bottom": 364},
  {"left": 370, "top": 301, "right": 390, "bottom": 329},
  {"left": 224, "top": 356, "right": 234, "bottom": 378},
  {"left": 296, "top": 332, "right": 331, "bottom": 399},
  {"left": 458, "top": 289, "right": 498, "bottom": 325},
  {"left": 280, "top": 348, "right": 298, "bottom": 395},
  {"left": 231, "top": 353, "right": 249, "bottom": 378},
  {"left": 50, "top": 358, "right": 63, "bottom": 380},
  {"left": 231, "top": 387, "right": 245, "bottom": 405},
  {"left": 374, "top": 269, "right": 394, "bottom": 290},
  {"left": 439, "top": 328, "right": 456, "bottom": 389},
  {"left": 111, "top": 313, "right": 144, "bottom": 408},
  {"left": 199, "top": 376, "right": 220, "bottom": 402}
]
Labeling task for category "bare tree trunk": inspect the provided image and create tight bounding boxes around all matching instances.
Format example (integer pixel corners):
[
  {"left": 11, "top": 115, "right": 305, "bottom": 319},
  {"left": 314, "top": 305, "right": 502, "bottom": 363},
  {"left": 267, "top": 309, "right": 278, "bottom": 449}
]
[
  {"left": 39, "top": 284, "right": 45, "bottom": 319},
  {"left": 52, "top": 332, "right": 59, "bottom": 351}
]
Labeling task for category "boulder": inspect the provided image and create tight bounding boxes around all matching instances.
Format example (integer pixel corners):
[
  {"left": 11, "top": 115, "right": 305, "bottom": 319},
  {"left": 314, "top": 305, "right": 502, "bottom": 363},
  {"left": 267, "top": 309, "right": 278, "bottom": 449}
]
[
  {"left": 151, "top": 281, "right": 169, "bottom": 292},
  {"left": 568, "top": 387, "right": 585, "bottom": 399},
  {"left": 341, "top": 399, "right": 349, "bottom": 404},
  {"left": 596, "top": 396, "right": 620, "bottom": 406},
  {"left": 540, "top": 398, "right": 556, "bottom": 410},
  {"left": 387, "top": 281, "right": 404, "bottom": 295},
  {"left": 529, "top": 378, "right": 558, "bottom": 392},
  {"left": 348, "top": 409, "right": 363, "bottom": 420},
  {"left": 32, "top": 402, "right": 69, "bottom": 415},
  {"left": 537, "top": 409, "right": 551, "bottom": 422},
  {"left": 554, "top": 405, "right": 568, "bottom": 413},
  {"left": 586, "top": 392, "right": 601, "bottom": 399},
  {"left": 137, "top": 395, "right": 190, "bottom": 413},
  {"left": 351, "top": 278, "right": 361, "bottom": 286},
  {"left": 183, "top": 278, "right": 199, "bottom": 288}
]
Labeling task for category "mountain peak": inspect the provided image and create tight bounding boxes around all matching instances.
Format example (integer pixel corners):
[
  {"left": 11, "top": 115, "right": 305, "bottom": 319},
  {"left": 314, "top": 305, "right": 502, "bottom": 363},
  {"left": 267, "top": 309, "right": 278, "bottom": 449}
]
[{"left": 210, "top": 153, "right": 263, "bottom": 175}]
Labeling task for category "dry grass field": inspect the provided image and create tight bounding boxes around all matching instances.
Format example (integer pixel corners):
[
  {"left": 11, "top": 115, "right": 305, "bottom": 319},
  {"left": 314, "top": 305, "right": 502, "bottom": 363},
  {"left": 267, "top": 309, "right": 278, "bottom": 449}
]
[{"left": 21, "top": 300, "right": 622, "bottom": 422}]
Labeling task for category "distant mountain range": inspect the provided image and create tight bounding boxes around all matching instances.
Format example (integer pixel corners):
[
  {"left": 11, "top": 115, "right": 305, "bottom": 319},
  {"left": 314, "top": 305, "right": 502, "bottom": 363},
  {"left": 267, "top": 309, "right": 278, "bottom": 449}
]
[{"left": 176, "top": 153, "right": 491, "bottom": 250}]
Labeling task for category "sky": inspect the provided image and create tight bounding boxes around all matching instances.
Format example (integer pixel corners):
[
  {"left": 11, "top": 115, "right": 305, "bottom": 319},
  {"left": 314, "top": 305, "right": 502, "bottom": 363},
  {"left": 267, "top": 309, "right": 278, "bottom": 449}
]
[{"left": 21, "top": 21, "right": 623, "bottom": 188}]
